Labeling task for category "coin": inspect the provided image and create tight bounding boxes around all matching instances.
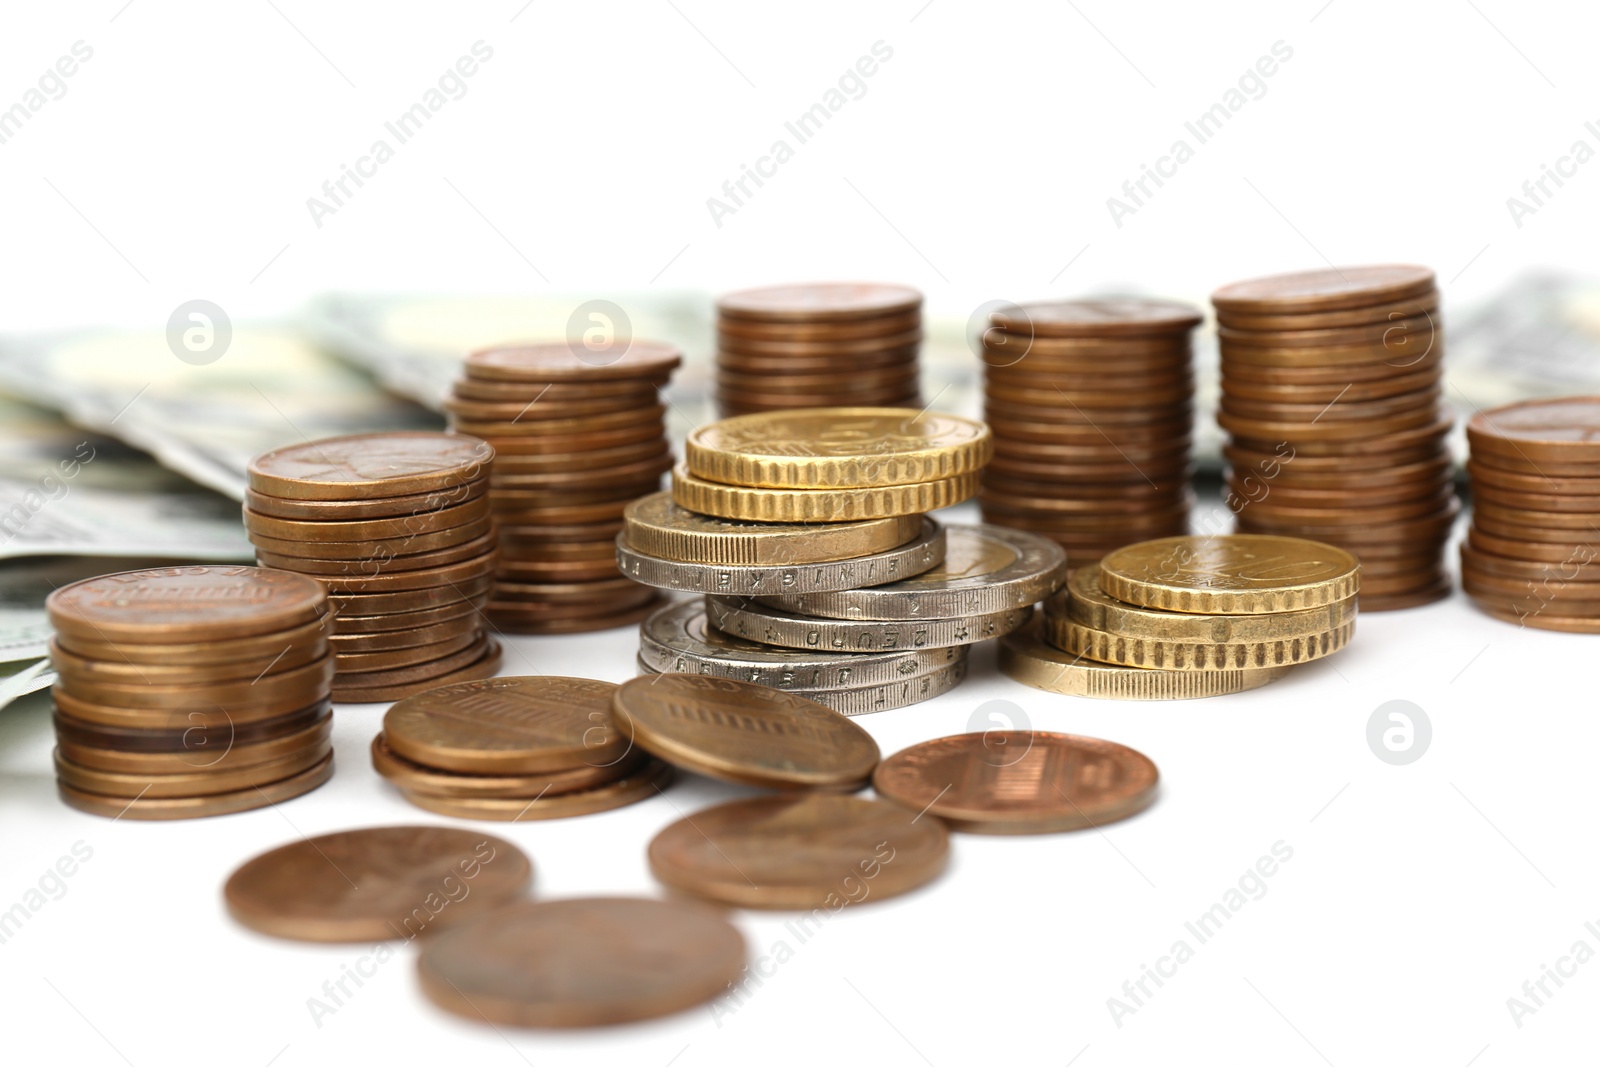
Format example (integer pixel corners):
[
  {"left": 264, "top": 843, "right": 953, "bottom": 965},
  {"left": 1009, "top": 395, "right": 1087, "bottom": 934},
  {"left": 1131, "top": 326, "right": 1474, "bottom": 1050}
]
[
  {"left": 706, "top": 595, "right": 1032, "bottom": 651},
  {"left": 1048, "top": 612, "right": 1354, "bottom": 671},
  {"left": 329, "top": 616, "right": 479, "bottom": 653},
  {"left": 396, "top": 759, "right": 674, "bottom": 820},
  {"left": 718, "top": 282, "right": 921, "bottom": 322},
  {"left": 57, "top": 751, "right": 333, "bottom": 820},
  {"left": 248, "top": 432, "right": 492, "bottom": 501},
  {"left": 453, "top": 405, "right": 665, "bottom": 440},
  {"left": 873, "top": 731, "right": 1159, "bottom": 834},
  {"left": 1060, "top": 566, "right": 1357, "bottom": 641},
  {"left": 616, "top": 517, "right": 945, "bottom": 594},
  {"left": 990, "top": 298, "right": 1203, "bottom": 337},
  {"left": 648, "top": 794, "right": 947, "bottom": 909},
  {"left": 1099, "top": 535, "right": 1361, "bottom": 613},
  {"left": 464, "top": 340, "right": 682, "bottom": 382},
  {"left": 53, "top": 653, "right": 334, "bottom": 712},
  {"left": 672, "top": 464, "right": 978, "bottom": 523},
  {"left": 225, "top": 826, "right": 532, "bottom": 942},
  {"left": 718, "top": 310, "right": 922, "bottom": 341},
  {"left": 54, "top": 739, "right": 331, "bottom": 798},
  {"left": 1212, "top": 265, "right": 1436, "bottom": 314},
  {"left": 452, "top": 377, "right": 663, "bottom": 402},
  {"left": 52, "top": 699, "right": 329, "bottom": 753},
  {"left": 370, "top": 733, "right": 641, "bottom": 797},
  {"left": 332, "top": 638, "right": 503, "bottom": 703},
  {"left": 486, "top": 596, "right": 663, "bottom": 635},
  {"left": 249, "top": 518, "right": 493, "bottom": 560},
  {"left": 244, "top": 480, "right": 487, "bottom": 521},
  {"left": 1002, "top": 619, "right": 1291, "bottom": 698},
  {"left": 791, "top": 655, "right": 968, "bottom": 714},
  {"left": 611, "top": 674, "right": 879, "bottom": 791},
  {"left": 622, "top": 491, "right": 922, "bottom": 566},
  {"left": 1218, "top": 294, "right": 1439, "bottom": 332},
  {"left": 242, "top": 497, "right": 491, "bottom": 542},
  {"left": 417, "top": 896, "right": 745, "bottom": 1027},
  {"left": 1468, "top": 396, "right": 1600, "bottom": 466},
  {"left": 1467, "top": 460, "right": 1600, "bottom": 495},
  {"left": 333, "top": 633, "right": 491, "bottom": 685},
  {"left": 49, "top": 635, "right": 326, "bottom": 686},
  {"left": 56, "top": 712, "right": 332, "bottom": 774},
  {"left": 48, "top": 566, "right": 328, "bottom": 646},
  {"left": 255, "top": 533, "right": 497, "bottom": 577},
  {"left": 332, "top": 601, "right": 480, "bottom": 634}
]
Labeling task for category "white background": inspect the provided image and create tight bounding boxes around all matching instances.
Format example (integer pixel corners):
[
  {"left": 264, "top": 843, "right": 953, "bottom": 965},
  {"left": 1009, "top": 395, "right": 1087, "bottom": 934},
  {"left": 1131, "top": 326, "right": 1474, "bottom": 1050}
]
[{"left": 2, "top": 1, "right": 1598, "bottom": 1064}]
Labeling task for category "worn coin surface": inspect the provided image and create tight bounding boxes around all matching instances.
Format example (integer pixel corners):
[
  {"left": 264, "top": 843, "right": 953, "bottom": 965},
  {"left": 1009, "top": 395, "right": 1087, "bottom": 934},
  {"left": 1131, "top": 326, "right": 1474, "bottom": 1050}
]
[
  {"left": 248, "top": 432, "right": 492, "bottom": 500},
  {"left": 1211, "top": 265, "right": 1437, "bottom": 314},
  {"left": 706, "top": 595, "right": 1032, "bottom": 651},
  {"left": 1000, "top": 621, "right": 1290, "bottom": 699},
  {"left": 48, "top": 566, "right": 328, "bottom": 645},
  {"left": 872, "top": 731, "right": 1159, "bottom": 834},
  {"left": 1099, "top": 535, "right": 1361, "bottom": 613}
]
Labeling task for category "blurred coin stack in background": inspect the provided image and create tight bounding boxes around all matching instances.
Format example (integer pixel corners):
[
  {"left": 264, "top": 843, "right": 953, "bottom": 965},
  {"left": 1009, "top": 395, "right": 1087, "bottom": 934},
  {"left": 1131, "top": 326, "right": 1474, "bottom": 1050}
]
[
  {"left": 977, "top": 299, "right": 1201, "bottom": 564},
  {"left": 245, "top": 432, "right": 501, "bottom": 701},
  {"left": 1212, "top": 266, "right": 1455, "bottom": 611},
  {"left": 1002, "top": 534, "right": 1358, "bottom": 698},
  {"left": 447, "top": 341, "right": 679, "bottom": 634},
  {"left": 1462, "top": 397, "right": 1600, "bottom": 632},
  {"left": 46, "top": 566, "right": 335, "bottom": 819},
  {"left": 714, "top": 283, "right": 922, "bottom": 417}
]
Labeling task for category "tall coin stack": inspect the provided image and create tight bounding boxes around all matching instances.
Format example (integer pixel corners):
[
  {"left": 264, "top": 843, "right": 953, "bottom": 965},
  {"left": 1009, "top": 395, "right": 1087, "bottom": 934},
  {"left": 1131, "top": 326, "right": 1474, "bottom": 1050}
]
[
  {"left": 448, "top": 341, "right": 679, "bottom": 633},
  {"left": 978, "top": 298, "right": 1201, "bottom": 563},
  {"left": 715, "top": 283, "right": 922, "bottom": 417},
  {"left": 620, "top": 408, "right": 1067, "bottom": 712},
  {"left": 46, "top": 566, "right": 335, "bottom": 819},
  {"left": 1462, "top": 397, "right": 1600, "bottom": 632},
  {"left": 245, "top": 432, "right": 502, "bottom": 702},
  {"left": 1001, "top": 535, "right": 1358, "bottom": 699},
  {"left": 1212, "top": 266, "right": 1455, "bottom": 611}
]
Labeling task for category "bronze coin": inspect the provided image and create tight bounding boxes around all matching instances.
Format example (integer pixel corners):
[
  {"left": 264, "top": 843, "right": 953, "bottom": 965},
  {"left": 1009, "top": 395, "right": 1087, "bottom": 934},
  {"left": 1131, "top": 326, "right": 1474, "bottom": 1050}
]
[
  {"left": 311, "top": 549, "right": 499, "bottom": 594},
  {"left": 495, "top": 558, "right": 620, "bottom": 583},
  {"left": 55, "top": 616, "right": 330, "bottom": 667},
  {"left": 1472, "top": 498, "right": 1600, "bottom": 529},
  {"left": 1220, "top": 385, "right": 1441, "bottom": 424},
  {"left": 487, "top": 452, "right": 672, "bottom": 491},
  {"left": 1226, "top": 475, "right": 1449, "bottom": 509},
  {"left": 1231, "top": 488, "right": 1454, "bottom": 525},
  {"left": 1221, "top": 365, "right": 1440, "bottom": 403},
  {"left": 332, "top": 639, "right": 502, "bottom": 704},
  {"left": 1359, "top": 574, "right": 1453, "bottom": 611},
  {"left": 485, "top": 423, "right": 666, "bottom": 455},
  {"left": 873, "top": 730, "right": 1159, "bottom": 834},
  {"left": 327, "top": 575, "right": 493, "bottom": 615},
  {"left": 370, "top": 733, "right": 641, "bottom": 797},
  {"left": 716, "top": 386, "right": 922, "bottom": 409},
  {"left": 1224, "top": 440, "right": 1446, "bottom": 473},
  {"left": 248, "top": 432, "right": 492, "bottom": 501},
  {"left": 244, "top": 479, "right": 488, "bottom": 521},
  {"left": 255, "top": 533, "right": 498, "bottom": 578},
  {"left": 717, "top": 309, "right": 921, "bottom": 341},
  {"left": 718, "top": 281, "right": 921, "bottom": 322},
  {"left": 329, "top": 616, "right": 480, "bottom": 653},
  {"left": 649, "top": 794, "right": 948, "bottom": 909},
  {"left": 1468, "top": 597, "right": 1600, "bottom": 631},
  {"left": 53, "top": 653, "right": 333, "bottom": 713},
  {"left": 336, "top": 632, "right": 490, "bottom": 682},
  {"left": 1461, "top": 564, "right": 1600, "bottom": 602},
  {"left": 1217, "top": 292, "right": 1438, "bottom": 332},
  {"left": 990, "top": 418, "right": 1192, "bottom": 448},
  {"left": 333, "top": 629, "right": 480, "bottom": 673},
  {"left": 331, "top": 600, "right": 480, "bottom": 635},
  {"left": 1466, "top": 526, "right": 1595, "bottom": 563},
  {"left": 250, "top": 516, "right": 493, "bottom": 561},
  {"left": 490, "top": 439, "right": 672, "bottom": 475},
  {"left": 55, "top": 738, "right": 331, "bottom": 798},
  {"left": 1228, "top": 414, "right": 1454, "bottom": 457},
  {"left": 987, "top": 401, "right": 1192, "bottom": 429},
  {"left": 51, "top": 699, "right": 330, "bottom": 754},
  {"left": 487, "top": 595, "right": 664, "bottom": 634},
  {"left": 1471, "top": 482, "right": 1600, "bottom": 514},
  {"left": 225, "top": 825, "right": 532, "bottom": 942},
  {"left": 985, "top": 371, "right": 1195, "bottom": 400},
  {"left": 1230, "top": 453, "right": 1451, "bottom": 491},
  {"left": 717, "top": 327, "right": 922, "bottom": 356},
  {"left": 1466, "top": 459, "right": 1600, "bottom": 496},
  {"left": 57, "top": 750, "right": 333, "bottom": 820},
  {"left": 1220, "top": 350, "right": 1443, "bottom": 385},
  {"left": 465, "top": 340, "right": 682, "bottom": 383},
  {"left": 444, "top": 393, "right": 654, "bottom": 422},
  {"left": 1212, "top": 265, "right": 1436, "bottom": 314},
  {"left": 1460, "top": 542, "right": 1600, "bottom": 583},
  {"left": 486, "top": 586, "right": 658, "bottom": 619},
  {"left": 242, "top": 496, "right": 491, "bottom": 543},
  {"left": 51, "top": 677, "right": 332, "bottom": 727},
  {"left": 452, "top": 405, "right": 666, "bottom": 440},
  {"left": 396, "top": 759, "right": 673, "bottom": 821},
  {"left": 488, "top": 480, "right": 666, "bottom": 510},
  {"left": 56, "top": 712, "right": 332, "bottom": 775},
  {"left": 1218, "top": 405, "right": 1441, "bottom": 443},
  {"left": 498, "top": 519, "right": 625, "bottom": 544},
  {"left": 990, "top": 298, "right": 1202, "bottom": 338},
  {"left": 1468, "top": 396, "right": 1600, "bottom": 465},
  {"left": 989, "top": 381, "right": 1194, "bottom": 411},
  {"left": 49, "top": 635, "right": 327, "bottom": 687},
  {"left": 48, "top": 565, "right": 328, "bottom": 646},
  {"left": 1237, "top": 499, "right": 1461, "bottom": 544},
  {"left": 716, "top": 365, "right": 920, "bottom": 393},
  {"left": 451, "top": 377, "right": 666, "bottom": 402},
  {"left": 1218, "top": 314, "right": 1439, "bottom": 352}
]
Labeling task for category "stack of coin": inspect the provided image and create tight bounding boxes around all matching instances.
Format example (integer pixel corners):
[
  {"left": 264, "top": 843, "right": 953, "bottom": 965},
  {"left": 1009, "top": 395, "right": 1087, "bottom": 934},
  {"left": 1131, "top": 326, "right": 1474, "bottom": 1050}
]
[
  {"left": 714, "top": 283, "right": 922, "bottom": 417},
  {"left": 371, "top": 676, "right": 671, "bottom": 820},
  {"left": 1212, "top": 265, "right": 1455, "bottom": 611},
  {"left": 1002, "top": 534, "right": 1358, "bottom": 698},
  {"left": 1462, "top": 396, "right": 1600, "bottom": 631},
  {"left": 46, "top": 565, "right": 334, "bottom": 819},
  {"left": 245, "top": 431, "right": 502, "bottom": 702},
  {"left": 448, "top": 341, "right": 679, "bottom": 633},
  {"left": 978, "top": 298, "right": 1201, "bottom": 563}
]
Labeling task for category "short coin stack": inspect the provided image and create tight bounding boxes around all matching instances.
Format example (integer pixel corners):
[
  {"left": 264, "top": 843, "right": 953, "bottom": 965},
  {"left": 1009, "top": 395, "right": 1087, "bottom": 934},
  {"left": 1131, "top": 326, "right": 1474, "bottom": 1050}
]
[
  {"left": 245, "top": 431, "right": 502, "bottom": 702},
  {"left": 1462, "top": 396, "right": 1600, "bottom": 631},
  {"left": 372, "top": 676, "right": 670, "bottom": 819},
  {"left": 978, "top": 298, "right": 1201, "bottom": 563},
  {"left": 714, "top": 283, "right": 922, "bottom": 417},
  {"left": 1212, "top": 265, "right": 1455, "bottom": 611},
  {"left": 448, "top": 341, "right": 679, "bottom": 633},
  {"left": 46, "top": 566, "right": 334, "bottom": 819},
  {"left": 1002, "top": 534, "right": 1358, "bottom": 698}
]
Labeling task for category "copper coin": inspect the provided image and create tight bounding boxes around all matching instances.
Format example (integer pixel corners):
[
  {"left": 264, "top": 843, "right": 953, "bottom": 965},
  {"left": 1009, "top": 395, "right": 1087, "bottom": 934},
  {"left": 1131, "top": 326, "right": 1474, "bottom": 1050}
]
[
  {"left": 1218, "top": 314, "right": 1439, "bottom": 352},
  {"left": 1227, "top": 414, "right": 1454, "bottom": 457},
  {"left": 444, "top": 393, "right": 654, "bottom": 422},
  {"left": 488, "top": 452, "right": 672, "bottom": 491},
  {"left": 48, "top": 566, "right": 328, "bottom": 646},
  {"left": 1468, "top": 514, "right": 1599, "bottom": 545},
  {"left": 329, "top": 616, "right": 480, "bottom": 653},
  {"left": 611, "top": 674, "right": 879, "bottom": 791},
  {"left": 52, "top": 699, "right": 330, "bottom": 753},
  {"left": 1218, "top": 405, "right": 1441, "bottom": 443},
  {"left": 1221, "top": 351, "right": 1443, "bottom": 386},
  {"left": 872, "top": 731, "right": 1159, "bottom": 834},
  {"left": 717, "top": 309, "right": 921, "bottom": 341},
  {"left": 452, "top": 377, "right": 666, "bottom": 402},
  {"left": 486, "top": 587, "right": 658, "bottom": 620},
  {"left": 452, "top": 405, "right": 666, "bottom": 440},
  {"left": 57, "top": 712, "right": 332, "bottom": 775},
  {"left": 332, "top": 600, "right": 480, "bottom": 635},
  {"left": 255, "top": 533, "right": 498, "bottom": 578},
  {"left": 1359, "top": 575, "right": 1453, "bottom": 611},
  {"left": 55, "top": 616, "right": 330, "bottom": 667},
  {"left": 716, "top": 365, "right": 920, "bottom": 393},
  {"left": 1469, "top": 597, "right": 1600, "bottom": 631},
  {"left": 1212, "top": 265, "right": 1436, "bottom": 314},
  {"left": 1466, "top": 526, "right": 1595, "bottom": 563},
  {"left": 1229, "top": 453, "right": 1451, "bottom": 490},
  {"left": 465, "top": 340, "right": 682, "bottom": 383},
  {"left": 498, "top": 520, "right": 625, "bottom": 544},
  {"left": 244, "top": 479, "right": 487, "bottom": 521},
  {"left": 985, "top": 472, "right": 1191, "bottom": 501},
  {"left": 225, "top": 826, "right": 532, "bottom": 942},
  {"left": 1460, "top": 565, "right": 1600, "bottom": 601},
  {"left": 370, "top": 733, "right": 641, "bottom": 797},
  {"left": 336, "top": 633, "right": 490, "bottom": 683},
  {"left": 488, "top": 480, "right": 666, "bottom": 510},
  {"left": 53, "top": 653, "right": 333, "bottom": 712},
  {"left": 49, "top": 635, "right": 326, "bottom": 686},
  {"left": 649, "top": 794, "right": 948, "bottom": 909},
  {"left": 248, "top": 432, "right": 492, "bottom": 501},
  {"left": 1221, "top": 366, "right": 1440, "bottom": 403},
  {"left": 486, "top": 423, "right": 666, "bottom": 455},
  {"left": 487, "top": 595, "right": 664, "bottom": 634},
  {"left": 328, "top": 576, "right": 493, "bottom": 615},
  {"left": 1468, "top": 396, "right": 1600, "bottom": 465},
  {"left": 309, "top": 550, "right": 498, "bottom": 594},
  {"left": 1220, "top": 386, "right": 1441, "bottom": 423},
  {"left": 1230, "top": 488, "right": 1454, "bottom": 525},
  {"left": 334, "top": 629, "right": 480, "bottom": 673},
  {"left": 991, "top": 298, "right": 1202, "bottom": 338},
  {"left": 985, "top": 371, "right": 1195, "bottom": 400},
  {"left": 1357, "top": 566, "right": 1450, "bottom": 596},
  {"left": 395, "top": 758, "right": 673, "bottom": 821},
  {"left": 1466, "top": 460, "right": 1600, "bottom": 496},
  {"left": 1217, "top": 292, "right": 1438, "bottom": 332},
  {"left": 243, "top": 496, "right": 491, "bottom": 542},
  {"left": 717, "top": 327, "right": 922, "bottom": 356},
  {"left": 490, "top": 439, "right": 671, "bottom": 475},
  {"left": 496, "top": 557, "right": 621, "bottom": 582},
  {"left": 1226, "top": 475, "right": 1448, "bottom": 509},
  {"left": 1224, "top": 440, "right": 1445, "bottom": 473},
  {"left": 1472, "top": 498, "right": 1600, "bottom": 529},
  {"left": 55, "top": 738, "right": 331, "bottom": 798},
  {"left": 990, "top": 419, "right": 1192, "bottom": 448},
  {"left": 989, "top": 381, "right": 1194, "bottom": 411},
  {"left": 1460, "top": 542, "right": 1600, "bottom": 583},
  {"left": 249, "top": 516, "right": 493, "bottom": 560},
  {"left": 718, "top": 281, "right": 921, "bottom": 322},
  {"left": 51, "top": 677, "right": 332, "bottom": 726},
  {"left": 1471, "top": 483, "right": 1600, "bottom": 514},
  {"left": 987, "top": 401, "right": 1192, "bottom": 429},
  {"left": 491, "top": 574, "right": 651, "bottom": 601},
  {"left": 1238, "top": 499, "right": 1461, "bottom": 544},
  {"left": 982, "top": 333, "right": 1192, "bottom": 364},
  {"left": 57, "top": 750, "right": 333, "bottom": 820},
  {"left": 332, "top": 639, "right": 502, "bottom": 704}
]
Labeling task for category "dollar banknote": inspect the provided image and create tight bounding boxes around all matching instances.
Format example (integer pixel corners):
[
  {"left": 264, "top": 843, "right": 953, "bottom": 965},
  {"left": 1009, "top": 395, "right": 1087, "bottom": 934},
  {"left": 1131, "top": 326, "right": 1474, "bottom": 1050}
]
[{"left": 1448, "top": 272, "right": 1600, "bottom": 411}]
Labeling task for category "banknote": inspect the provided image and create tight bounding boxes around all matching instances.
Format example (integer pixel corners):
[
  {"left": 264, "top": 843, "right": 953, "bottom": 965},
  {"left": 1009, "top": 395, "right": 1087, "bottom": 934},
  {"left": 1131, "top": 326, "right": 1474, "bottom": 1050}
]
[{"left": 1448, "top": 272, "right": 1600, "bottom": 411}]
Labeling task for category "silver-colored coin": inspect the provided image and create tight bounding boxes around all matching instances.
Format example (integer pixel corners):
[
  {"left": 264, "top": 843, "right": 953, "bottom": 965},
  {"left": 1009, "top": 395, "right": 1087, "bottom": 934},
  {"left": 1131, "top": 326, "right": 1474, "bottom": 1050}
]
[
  {"left": 638, "top": 598, "right": 963, "bottom": 690},
  {"left": 616, "top": 518, "right": 944, "bottom": 595},
  {"left": 705, "top": 595, "right": 1033, "bottom": 652},
  {"left": 636, "top": 651, "right": 969, "bottom": 716},
  {"left": 754, "top": 524, "right": 1066, "bottom": 620}
]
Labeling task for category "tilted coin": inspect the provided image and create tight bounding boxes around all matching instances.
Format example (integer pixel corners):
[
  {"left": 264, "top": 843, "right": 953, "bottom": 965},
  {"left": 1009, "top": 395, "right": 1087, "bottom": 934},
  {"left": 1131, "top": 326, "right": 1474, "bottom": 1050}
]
[
  {"left": 395, "top": 759, "right": 673, "bottom": 821},
  {"left": 417, "top": 897, "right": 745, "bottom": 1028},
  {"left": 757, "top": 524, "right": 1066, "bottom": 620},
  {"left": 1099, "top": 535, "right": 1361, "bottom": 613},
  {"left": 248, "top": 432, "right": 492, "bottom": 501},
  {"left": 57, "top": 751, "right": 333, "bottom": 821},
  {"left": 617, "top": 518, "right": 945, "bottom": 594},
  {"left": 610, "top": 674, "right": 879, "bottom": 791},
  {"left": 706, "top": 594, "right": 1032, "bottom": 651},
  {"left": 671, "top": 464, "right": 979, "bottom": 523},
  {"left": 1048, "top": 613, "right": 1355, "bottom": 671},
  {"left": 685, "top": 408, "right": 991, "bottom": 488},
  {"left": 623, "top": 492, "right": 924, "bottom": 566},
  {"left": 331, "top": 637, "right": 503, "bottom": 704},
  {"left": 1467, "top": 396, "right": 1600, "bottom": 465},
  {"left": 1060, "top": 566, "right": 1356, "bottom": 642},
  {"left": 718, "top": 281, "right": 921, "bottom": 322},
  {"left": 637, "top": 598, "right": 963, "bottom": 690},
  {"left": 1211, "top": 265, "right": 1437, "bottom": 314},
  {"left": 370, "top": 733, "right": 643, "bottom": 798},
  {"left": 999, "top": 621, "right": 1291, "bottom": 699},
  {"left": 873, "top": 730, "right": 1159, "bottom": 834},
  {"left": 648, "top": 794, "right": 948, "bottom": 909},
  {"left": 47, "top": 565, "right": 328, "bottom": 645}
]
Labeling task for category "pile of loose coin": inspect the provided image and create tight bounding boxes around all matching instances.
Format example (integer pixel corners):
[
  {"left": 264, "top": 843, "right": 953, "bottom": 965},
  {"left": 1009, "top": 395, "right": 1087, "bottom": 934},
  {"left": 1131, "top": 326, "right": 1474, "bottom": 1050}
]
[
  {"left": 1002, "top": 534, "right": 1359, "bottom": 698},
  {"left": 1213, "top": 265, "right": 1456, "bottom": 611},
  {"left": 245, "top": 431, "right": 501, "bottom": 701},
  {"left": 446, "top": 341, "right": 679, "bottom": 633},
  {"left": 47, "top": 566, "right": 335, "bottom": 819},
  {"left": 618, "top": 408, "right": 1067, "bottom": 710},
  {"left": 714, "top": 282, "right": 923, "bottom": 417},
  {"left": 979, "top": 298, "right": 1200, "bottom": 563},
  {"left": 1463, "top": 396, "right": 1600, "bottom": 631}
]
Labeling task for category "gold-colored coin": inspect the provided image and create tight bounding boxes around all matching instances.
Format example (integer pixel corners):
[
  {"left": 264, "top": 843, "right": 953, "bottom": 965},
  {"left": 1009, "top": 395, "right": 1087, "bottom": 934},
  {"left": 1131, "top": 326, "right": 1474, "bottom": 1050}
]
[
  {"left": 1048, "top": 613, "right": 1355, "bottom": 671},
  {"left": 610, "top": 674, "right": 879, "bottom": 791},
  {"left": 999, "top": 621, "right": 1291, "bottom": 699},
  {"left": 685, "top": 408, "right": 991, "bottom": 488},
  {"left": 1099, "top": 534, "right": 1361, "bottom": 613},
  {"left": 622, "top": 491, "right": 922, "bottom": 566},
  {"left": 671, "top": 464, "right": 978, "bottom": 523},
  {"left": 1061, "top": 566, "right": 1357, "bottom": 642}
]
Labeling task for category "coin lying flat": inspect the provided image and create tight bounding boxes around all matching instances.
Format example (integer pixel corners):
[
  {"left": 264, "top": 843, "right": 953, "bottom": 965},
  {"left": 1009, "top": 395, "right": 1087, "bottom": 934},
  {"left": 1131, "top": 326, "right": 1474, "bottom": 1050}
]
[
  {"left": 1049, "top": 613, "right": 1355, "bottom": 671},
  {"left": 248, "top": 432, "right": 494, "bottom": 501},
  {"left": 706, "top": 595, "right": 1032, "bottom": 651},
  {"left": 611, "top": 674, "right": 879, "bottom": 791},
  {"left": 465, "top": 340, "right": 682, "bottom": 382},
  {"left": 718, "top": 282, "right": 921, "bottom": 322},
  {"left": 999, "top": 621, "right": 1291, "bottom": 699},
  {"left": 54, "top": 740, "right": 331, "bottom": 798},
  {"left": 417, "top": 896, "right": 746, "bottom": 1027},
  {"left": 1211, "top": 264, "right": 1437, "bottom": 315},
  {"left": 623, "top": 491, "right": 923, "bottom": 566},
  {"left": 1099, "top": 535, "right": 1361, "bottom": 614},
  {"left": 224, "top": 826, "right": 532, "bottom": 942},
  {"left": 672, "top": 464, "right": 978, "bottom": 523},
  {"left": 1061, "top": 566, "right": 1357, "bottom": 642},
  {"left": 47, "top": 566, "right": 329, "bottom": 645},
  {"left": 396, "top": 759, "right": 673, "bottom": 820},
  {"left": 56, "top": 751, "right": 334, "bottom": 820},
  {"left": 636, "top": 651, "right": 968, "bottom": 715},
  {"left": 873, "top": 731, "right": 1159, "bottom": 834},
  {"left": 370, "top": 733, "right": 643, "bottom": 798},
  {"left": 649, "top": 794, "right": 948, "bottom": 909},
  {"left": 756, "top": 524, "right": 1066, "bottom": 620}
]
